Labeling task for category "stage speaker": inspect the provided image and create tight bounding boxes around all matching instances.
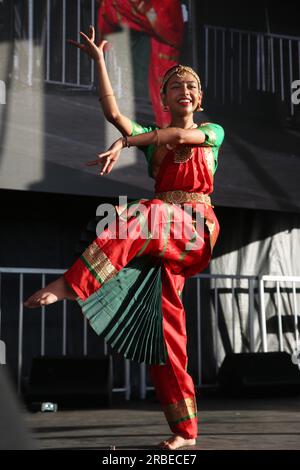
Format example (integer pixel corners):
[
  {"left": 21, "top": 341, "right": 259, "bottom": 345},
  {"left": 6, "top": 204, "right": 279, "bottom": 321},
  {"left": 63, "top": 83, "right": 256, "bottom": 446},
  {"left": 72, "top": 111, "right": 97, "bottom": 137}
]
[
  {"left": 217, "top": 352, "right": 300, "bottom": 397},
  {"left": 26, "top": 356, "right": 113, "bottom": 408}
]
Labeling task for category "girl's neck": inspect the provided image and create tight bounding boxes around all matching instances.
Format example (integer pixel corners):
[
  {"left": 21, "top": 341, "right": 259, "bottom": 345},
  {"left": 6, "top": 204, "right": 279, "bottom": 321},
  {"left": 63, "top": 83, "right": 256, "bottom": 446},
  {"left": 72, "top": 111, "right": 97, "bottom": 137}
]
[{"left": 169, "top": 115, "right": 195, "bottom": 129}]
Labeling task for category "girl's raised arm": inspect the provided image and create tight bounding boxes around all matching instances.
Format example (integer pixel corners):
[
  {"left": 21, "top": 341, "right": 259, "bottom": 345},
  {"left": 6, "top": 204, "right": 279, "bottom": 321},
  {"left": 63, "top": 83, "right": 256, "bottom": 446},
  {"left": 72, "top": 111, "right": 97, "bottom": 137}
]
[{"left": 69, "top": 26, "right": 133, "bottom": 136}]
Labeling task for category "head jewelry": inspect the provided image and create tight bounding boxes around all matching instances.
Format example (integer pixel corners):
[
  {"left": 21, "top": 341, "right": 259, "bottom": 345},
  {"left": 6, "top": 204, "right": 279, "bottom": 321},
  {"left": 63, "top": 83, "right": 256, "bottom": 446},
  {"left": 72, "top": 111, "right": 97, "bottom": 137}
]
[{"left": 160, "top": 65, "right": 201, "bottom": 94}]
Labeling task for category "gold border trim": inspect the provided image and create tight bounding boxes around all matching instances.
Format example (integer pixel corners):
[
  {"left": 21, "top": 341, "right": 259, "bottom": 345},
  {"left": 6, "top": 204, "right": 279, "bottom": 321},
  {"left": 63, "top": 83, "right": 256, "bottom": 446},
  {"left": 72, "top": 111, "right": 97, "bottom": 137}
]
[
  {"left": 203, "top": 147, "right": 215, "bottom": 174},
  {"left": 155, "top": 190, "right": 211, "bottom": 206},
  {"left": 81, "top": 241, "right": 117, "bottom": 284},
  {"left": 163, "top": 397, "right": 197, "bottom": 424}
]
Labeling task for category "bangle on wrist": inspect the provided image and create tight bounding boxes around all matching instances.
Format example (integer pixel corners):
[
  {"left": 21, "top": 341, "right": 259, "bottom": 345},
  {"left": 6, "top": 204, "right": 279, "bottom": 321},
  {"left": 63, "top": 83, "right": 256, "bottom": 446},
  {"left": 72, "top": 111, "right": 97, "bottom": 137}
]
[
  {"left": 122, "top": 136, "right": 131, "bottom": 148},
  {"left": 98, "top": 93, "right": 115, "bottom": 102}
]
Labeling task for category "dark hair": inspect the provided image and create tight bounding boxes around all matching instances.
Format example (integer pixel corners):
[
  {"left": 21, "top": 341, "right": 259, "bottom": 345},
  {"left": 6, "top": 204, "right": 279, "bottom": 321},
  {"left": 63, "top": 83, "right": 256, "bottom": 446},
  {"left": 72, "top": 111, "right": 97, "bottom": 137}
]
[{"left": 161, "top": 65, "right": 180, "bottom": 95}]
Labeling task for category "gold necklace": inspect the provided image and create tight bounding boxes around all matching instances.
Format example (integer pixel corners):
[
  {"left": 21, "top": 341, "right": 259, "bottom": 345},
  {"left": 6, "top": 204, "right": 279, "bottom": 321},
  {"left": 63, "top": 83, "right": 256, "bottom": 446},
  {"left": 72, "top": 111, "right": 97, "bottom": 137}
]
[{"left": 172, "top": 123, "right": 197, "bottom": 164}]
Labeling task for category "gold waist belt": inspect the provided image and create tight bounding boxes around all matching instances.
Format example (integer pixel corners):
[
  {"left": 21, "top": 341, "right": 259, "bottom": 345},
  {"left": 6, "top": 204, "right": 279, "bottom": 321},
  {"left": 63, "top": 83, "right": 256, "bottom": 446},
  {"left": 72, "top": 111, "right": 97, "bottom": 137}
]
[{"left": 155, "top": 190, "right": 212, "bottom": 206}]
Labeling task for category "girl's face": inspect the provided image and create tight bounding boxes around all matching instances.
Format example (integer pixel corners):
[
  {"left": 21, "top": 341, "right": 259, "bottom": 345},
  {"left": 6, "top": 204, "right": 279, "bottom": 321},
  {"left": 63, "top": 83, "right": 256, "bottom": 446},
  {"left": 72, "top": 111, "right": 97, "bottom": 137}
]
[{"left": 163, "top": 71, "right": 202, "bottom": 116}]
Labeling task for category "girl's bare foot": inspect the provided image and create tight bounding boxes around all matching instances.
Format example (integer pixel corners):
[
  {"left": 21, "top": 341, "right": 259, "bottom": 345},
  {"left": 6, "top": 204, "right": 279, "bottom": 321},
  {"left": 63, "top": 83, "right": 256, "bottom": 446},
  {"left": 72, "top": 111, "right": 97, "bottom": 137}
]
[
  {"left": 24, "top": 276, "right": 77, "bottom": 308},
  {"left": 158, "top": 435, "right": 196, "bottom": 450}
]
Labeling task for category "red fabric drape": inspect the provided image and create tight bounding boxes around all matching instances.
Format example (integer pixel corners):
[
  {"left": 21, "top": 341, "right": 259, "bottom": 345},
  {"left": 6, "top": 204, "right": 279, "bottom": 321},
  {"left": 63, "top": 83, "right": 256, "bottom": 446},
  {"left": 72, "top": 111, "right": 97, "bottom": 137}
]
[{"left": 97, "top": 0, "right": 184, "bottom": 127}]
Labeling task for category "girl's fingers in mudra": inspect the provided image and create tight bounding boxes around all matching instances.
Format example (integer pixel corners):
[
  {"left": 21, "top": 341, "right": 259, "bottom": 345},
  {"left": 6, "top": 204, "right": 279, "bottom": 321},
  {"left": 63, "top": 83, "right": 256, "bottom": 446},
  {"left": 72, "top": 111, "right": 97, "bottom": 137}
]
[
  {"left": 105, "top": 159, "right": 115, "bottom": 175},
  {"left": 88, "top": 25, "right": 95, "bottom": 42},
  {"left": 67, "top": 39, "right": 86, "bottom": 51},
  {"left": 86, "top": 151, "right": 111, "bottom": 166},
  {"left": 99, "top": 39, "right": 110, "bottom": 51},
  {"left": 79, "top": 31, "right": 92, "bottom": 44},
  {"left": 85, "top": 159, "right": 99, "bottom": 166},
  {"left": 99, "top": 38, "right": 108, "bottom": 47},
  {"left": 99, "top": 157, "right": 113, "bottom": 175},
  {"left": 85, "top": 154, "right": 113, "bottom": 175}
]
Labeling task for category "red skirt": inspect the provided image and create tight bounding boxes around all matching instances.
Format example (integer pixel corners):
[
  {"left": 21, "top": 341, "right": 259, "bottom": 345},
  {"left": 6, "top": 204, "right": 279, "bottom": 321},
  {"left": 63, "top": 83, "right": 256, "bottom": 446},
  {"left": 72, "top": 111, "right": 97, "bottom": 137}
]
[{"left": 64, "top": 198, "right": 217, "bottom": 365}]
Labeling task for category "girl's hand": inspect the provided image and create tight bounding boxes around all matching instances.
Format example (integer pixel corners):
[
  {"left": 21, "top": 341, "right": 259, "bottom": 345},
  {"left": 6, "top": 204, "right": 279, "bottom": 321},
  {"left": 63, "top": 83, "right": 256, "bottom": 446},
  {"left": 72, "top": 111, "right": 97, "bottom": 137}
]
[
  {"left": 87, "top": 138, "right": 124, "bottom": 175},
  {"left": 68, "top": 26, "right": 109, "bottom": 63}
]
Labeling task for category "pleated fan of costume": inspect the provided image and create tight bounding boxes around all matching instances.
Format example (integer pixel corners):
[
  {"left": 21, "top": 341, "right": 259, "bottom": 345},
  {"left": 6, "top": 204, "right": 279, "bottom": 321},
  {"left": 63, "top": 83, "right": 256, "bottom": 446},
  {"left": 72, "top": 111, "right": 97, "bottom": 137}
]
[{"left": 77, "top": 255, "right": 168, "bottom": 365}]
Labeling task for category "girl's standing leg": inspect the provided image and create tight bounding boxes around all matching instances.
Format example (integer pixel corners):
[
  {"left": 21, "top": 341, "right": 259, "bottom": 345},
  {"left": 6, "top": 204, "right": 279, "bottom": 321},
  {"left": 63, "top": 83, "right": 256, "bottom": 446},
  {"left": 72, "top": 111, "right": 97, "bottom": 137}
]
[{"left": 150, "top": 264, "right": 198, "bottom": 447}]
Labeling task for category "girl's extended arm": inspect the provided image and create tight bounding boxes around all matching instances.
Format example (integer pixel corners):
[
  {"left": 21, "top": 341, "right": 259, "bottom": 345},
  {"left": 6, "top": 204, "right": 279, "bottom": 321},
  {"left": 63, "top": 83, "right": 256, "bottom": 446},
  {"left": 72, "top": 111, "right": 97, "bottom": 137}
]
[
  {"left": 87, "top": 127, "right": 206, "bottom": 175},
  {"left": 125, "top": 127, "right": 206, "bottom": 147},
  {"left": 69, "top": 26, "right": 133, "bottom": 136}
]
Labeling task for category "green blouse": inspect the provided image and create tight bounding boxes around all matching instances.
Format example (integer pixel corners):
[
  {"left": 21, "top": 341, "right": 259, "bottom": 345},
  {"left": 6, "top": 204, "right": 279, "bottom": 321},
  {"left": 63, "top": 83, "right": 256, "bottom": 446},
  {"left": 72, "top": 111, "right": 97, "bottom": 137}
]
[{"left": 130, "top": 120, "right": 225, "bottom": 178}]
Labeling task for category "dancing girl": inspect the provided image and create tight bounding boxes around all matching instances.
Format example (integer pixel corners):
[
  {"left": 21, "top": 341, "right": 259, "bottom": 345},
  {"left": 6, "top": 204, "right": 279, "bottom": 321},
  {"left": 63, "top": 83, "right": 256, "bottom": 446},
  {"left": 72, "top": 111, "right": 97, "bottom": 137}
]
[{"left": 25, "top": 26, "right": 224, "bottom": 450}]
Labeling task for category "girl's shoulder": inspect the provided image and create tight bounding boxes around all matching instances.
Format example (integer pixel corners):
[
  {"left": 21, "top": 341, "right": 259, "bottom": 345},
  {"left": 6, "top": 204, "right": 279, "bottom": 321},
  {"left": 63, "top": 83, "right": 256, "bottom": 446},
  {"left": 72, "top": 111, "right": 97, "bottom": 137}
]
[
  {"left": 131, "top": 120, "right": 159, "bottom": 136},
  {"left": 197, "top": 121, "right": 225, "bottom": 147},
  {"left": 198, "top": 121, "right": 224, "bottom": 131}
]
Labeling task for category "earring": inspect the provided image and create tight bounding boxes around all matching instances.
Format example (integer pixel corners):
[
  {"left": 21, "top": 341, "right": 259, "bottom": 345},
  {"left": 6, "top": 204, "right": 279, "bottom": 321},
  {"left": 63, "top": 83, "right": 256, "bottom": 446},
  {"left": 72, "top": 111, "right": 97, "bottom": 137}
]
[{"left": 197, "top": 103, "right": 204, "bottom": 112}]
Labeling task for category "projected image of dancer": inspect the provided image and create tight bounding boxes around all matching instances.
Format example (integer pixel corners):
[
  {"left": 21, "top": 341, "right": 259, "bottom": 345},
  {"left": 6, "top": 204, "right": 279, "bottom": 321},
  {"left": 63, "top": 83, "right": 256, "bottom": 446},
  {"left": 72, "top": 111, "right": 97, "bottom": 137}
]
[{"left": 24, "top": 26, "right": 224, "bottom": 450}]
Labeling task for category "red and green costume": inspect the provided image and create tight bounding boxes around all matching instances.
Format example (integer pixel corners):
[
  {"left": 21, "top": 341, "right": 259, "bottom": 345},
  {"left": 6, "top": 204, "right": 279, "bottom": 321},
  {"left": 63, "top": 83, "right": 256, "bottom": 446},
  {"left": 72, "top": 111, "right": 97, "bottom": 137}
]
[{"left": 64, "top": 121, "right": 224, "bottom": 439}]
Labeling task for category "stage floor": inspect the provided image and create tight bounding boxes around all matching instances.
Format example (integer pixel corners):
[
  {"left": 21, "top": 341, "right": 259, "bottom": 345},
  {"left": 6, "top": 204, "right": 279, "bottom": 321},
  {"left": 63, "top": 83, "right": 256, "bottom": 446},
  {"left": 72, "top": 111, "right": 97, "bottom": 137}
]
[{"left": 24, "top": 396, "right": 300, "bottom": 450}]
